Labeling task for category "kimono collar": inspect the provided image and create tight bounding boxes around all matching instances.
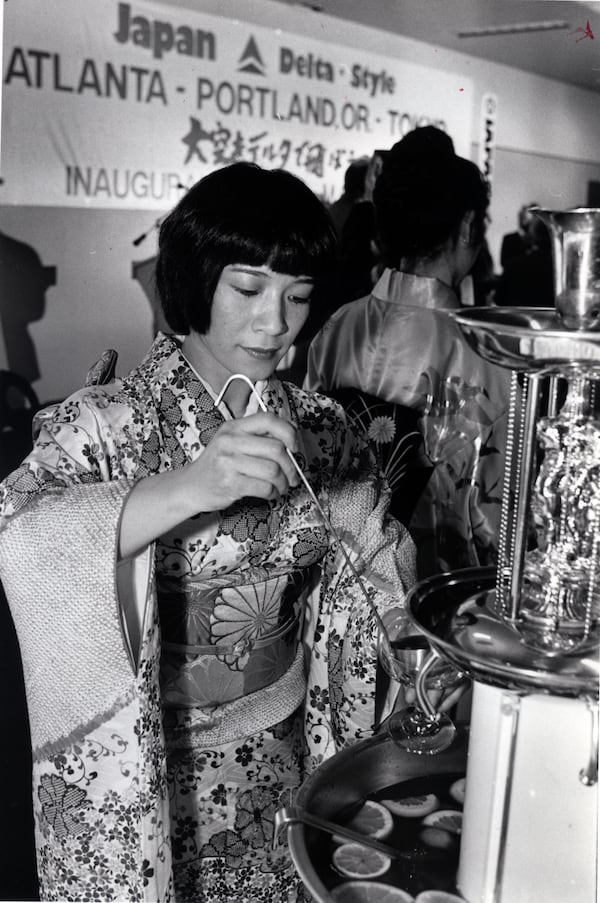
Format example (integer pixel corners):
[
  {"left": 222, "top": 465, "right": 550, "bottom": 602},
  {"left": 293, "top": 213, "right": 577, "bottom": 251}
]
[
  {"left": 372, "top": 268, "right": 461, "bottom": 311},
  {"left": 135, "top": 333, "right": 292, "bottom": 446}
]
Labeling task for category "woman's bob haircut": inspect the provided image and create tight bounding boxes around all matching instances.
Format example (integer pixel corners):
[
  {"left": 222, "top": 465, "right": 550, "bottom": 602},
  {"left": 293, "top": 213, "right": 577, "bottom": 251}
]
[{"left": 156, "top": 162, "right": 338, "bottom": 335}]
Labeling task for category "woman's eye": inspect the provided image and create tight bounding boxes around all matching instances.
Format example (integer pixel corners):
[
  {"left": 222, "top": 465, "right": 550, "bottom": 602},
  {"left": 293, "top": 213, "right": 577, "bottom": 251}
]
[
  {"left": 288, "top": 294, "right": 312, "bottom": 305},
  {"left": 234, "top": 286, "right": 258, "bottom": 297}
]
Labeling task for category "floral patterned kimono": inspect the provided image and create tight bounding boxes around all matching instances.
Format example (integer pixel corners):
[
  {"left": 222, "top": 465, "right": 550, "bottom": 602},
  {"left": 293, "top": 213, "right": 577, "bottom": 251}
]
[{"left": 0, "top": 334, "right": 415, "bottom": 902}]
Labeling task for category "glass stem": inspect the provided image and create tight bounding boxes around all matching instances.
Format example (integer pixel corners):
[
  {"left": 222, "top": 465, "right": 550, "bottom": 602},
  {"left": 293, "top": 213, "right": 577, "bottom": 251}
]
[{"left": 414, "top": 649, "right": 440, "bottom": 719}]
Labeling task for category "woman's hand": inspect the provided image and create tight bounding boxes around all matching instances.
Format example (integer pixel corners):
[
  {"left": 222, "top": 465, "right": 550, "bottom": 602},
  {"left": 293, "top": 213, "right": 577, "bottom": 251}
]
[
  {"left": 402, "top": 678, "right": 471, "bottom": 713},
  {"left": 187, "top": 412, "right": 301, "bottom": 512},
  {"left": 119, "top": 412, "right": 300, "bottom": 560}
]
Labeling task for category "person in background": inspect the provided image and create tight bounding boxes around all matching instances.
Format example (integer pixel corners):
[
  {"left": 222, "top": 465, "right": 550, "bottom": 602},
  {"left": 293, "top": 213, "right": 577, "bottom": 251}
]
[
  {"left": 337, "top": 192, "right": 379, "bottom": 301},
  {"left": 278, "top": 154, "right": 383, "bottom": 387},
  {"left": 0, "top": 162, "right": 415, "bottom": 903},
  {"left": 305, "top": 126, "right": 511, "bottom": 580},
  {"left": 334, "top": 153, "right": 388, "bottom": 303},
  {"left": 499, "top": 202, "right": 539, "bottom": 271},
  {"left": 327, "top": 156, "right": 370, "bottom": 239},
  {"left": 495, "top": 211, "right": 554, "bottom": 308}
]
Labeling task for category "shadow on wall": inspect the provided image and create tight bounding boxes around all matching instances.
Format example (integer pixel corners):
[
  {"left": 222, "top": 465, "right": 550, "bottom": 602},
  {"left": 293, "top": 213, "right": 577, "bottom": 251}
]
[{"left": 0, "top": 231, "right": 56, "bottom": 384}]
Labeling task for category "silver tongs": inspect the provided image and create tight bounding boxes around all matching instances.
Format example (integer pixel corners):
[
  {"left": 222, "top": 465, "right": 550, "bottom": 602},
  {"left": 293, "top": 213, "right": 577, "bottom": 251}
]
[{"left": 273, "top": 805, "right": 407, "bottom": 861}]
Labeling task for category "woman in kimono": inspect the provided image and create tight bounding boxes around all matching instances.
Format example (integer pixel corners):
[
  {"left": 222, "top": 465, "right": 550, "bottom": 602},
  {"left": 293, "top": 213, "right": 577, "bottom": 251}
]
[
  {"left": 0, "top": 162, "right": 416, "bottom": 902},
  {"left": 306, "top": 126, "right": 511, "bottom": 579}
]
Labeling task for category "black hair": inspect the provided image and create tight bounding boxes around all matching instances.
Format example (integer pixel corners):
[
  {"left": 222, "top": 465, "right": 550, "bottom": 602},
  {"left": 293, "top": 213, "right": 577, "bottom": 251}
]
[
  {"left": 156, "top": 162, "right": 338, "bottom": 335},
  {"left": 373, "top": 126, "right": 489, "bottom": 267},
  {"left": 343, "top": 157, "right": 369, "bottom": 197}
]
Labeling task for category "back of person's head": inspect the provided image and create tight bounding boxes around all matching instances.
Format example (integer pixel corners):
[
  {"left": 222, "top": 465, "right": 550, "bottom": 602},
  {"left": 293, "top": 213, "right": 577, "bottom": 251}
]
[
  {"left": 373, "top": 126, "right": 489, "bottom": 267},
  {"left": 156, "top": 162, "right": 337, "bottom": 335},
  {"left": 343, "top": 157, "right": 369, "bottom": 198},
  {"left": 527, "top": 214, "right": 551, "bottom": 253},
  {"left": 518, "top": 202, "right": 539, "bottom": 233}
]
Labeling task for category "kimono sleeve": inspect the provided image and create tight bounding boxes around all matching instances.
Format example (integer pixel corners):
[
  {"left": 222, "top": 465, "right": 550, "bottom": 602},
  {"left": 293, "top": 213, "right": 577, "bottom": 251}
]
[
  {"left": 0, "top": 397, "right": 173, "bottom": 900},
  {"left": 0, "top": 391, "right": 143, "bottom": 753}
]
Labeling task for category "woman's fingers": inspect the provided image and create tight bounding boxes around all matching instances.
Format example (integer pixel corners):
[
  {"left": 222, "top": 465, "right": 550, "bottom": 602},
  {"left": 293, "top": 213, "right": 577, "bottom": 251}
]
[
  {"left": 396, "top": 680, "right": 469, "bottom": 714},
  {"left": 188, "top": 412, "right": 304, "bottom": 509},
  {"left": 225, "top": 449, "right": 296, "bottom": 498},
  {"left": 438, "top": 679, "right": 471, "bottom": 713},
  {"left": 233, "top": 412, "right": 298, "bottom": 454},
  {"left": 220, "top": 432, "right": 300, "bottom": 489},
  {"left": 216, "top": 420, "right": 300, "bottom": 489}
]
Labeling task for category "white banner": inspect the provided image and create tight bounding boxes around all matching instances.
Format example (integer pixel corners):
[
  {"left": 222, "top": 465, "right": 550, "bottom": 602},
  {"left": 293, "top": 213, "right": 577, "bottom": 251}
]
[{"left": 2, "top": 0, "right": 474, "bottom": 209}]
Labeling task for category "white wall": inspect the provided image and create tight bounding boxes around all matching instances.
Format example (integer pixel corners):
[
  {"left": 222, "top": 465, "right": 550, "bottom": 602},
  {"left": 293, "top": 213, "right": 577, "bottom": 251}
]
[{"left": 2, "top": 0, "right": 599, "bottom": 402}]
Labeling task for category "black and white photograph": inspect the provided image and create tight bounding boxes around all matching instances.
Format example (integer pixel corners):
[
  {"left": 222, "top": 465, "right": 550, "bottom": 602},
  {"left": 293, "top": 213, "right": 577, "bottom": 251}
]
[{"left": 0, "top": 2, "right": 599, "bottom": 901}]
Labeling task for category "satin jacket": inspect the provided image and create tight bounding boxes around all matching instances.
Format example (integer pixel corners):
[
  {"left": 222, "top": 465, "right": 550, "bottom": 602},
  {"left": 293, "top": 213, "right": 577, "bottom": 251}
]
[{"left": 306, "top": 269, "right": 512, "bottom": 578}]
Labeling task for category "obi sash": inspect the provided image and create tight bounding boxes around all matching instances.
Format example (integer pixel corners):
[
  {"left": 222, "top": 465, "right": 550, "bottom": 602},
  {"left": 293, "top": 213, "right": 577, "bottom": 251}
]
[{"left": 157, "top": 567, "right": 308, "bottom": 709}]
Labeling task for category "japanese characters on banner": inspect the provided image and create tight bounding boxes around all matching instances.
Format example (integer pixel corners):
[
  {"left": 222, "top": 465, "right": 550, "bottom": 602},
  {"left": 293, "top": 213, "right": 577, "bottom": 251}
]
[
  {"left": 2, "top": 0, "right": 474, "bottom": 210},
  {"left": 478, "top": 92, "right": 498, "bottom": 189}
]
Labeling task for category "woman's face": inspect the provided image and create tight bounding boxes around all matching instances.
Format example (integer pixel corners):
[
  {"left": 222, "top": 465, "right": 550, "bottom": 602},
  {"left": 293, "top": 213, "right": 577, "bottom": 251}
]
[{"left": 185, "top": 264, "right": 314, "bottom": 389}]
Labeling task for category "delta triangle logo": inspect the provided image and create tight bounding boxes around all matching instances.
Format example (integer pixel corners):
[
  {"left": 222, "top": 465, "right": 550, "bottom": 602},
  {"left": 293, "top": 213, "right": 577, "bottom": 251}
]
[{"left": 237, "top": 36, "right": 266, "bottom": 76}]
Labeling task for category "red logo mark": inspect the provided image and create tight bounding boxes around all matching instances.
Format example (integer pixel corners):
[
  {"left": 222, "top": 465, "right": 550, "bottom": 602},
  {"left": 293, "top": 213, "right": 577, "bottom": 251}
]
[{"left": 569, "top": 20, "right": 595, "bottom": 42}]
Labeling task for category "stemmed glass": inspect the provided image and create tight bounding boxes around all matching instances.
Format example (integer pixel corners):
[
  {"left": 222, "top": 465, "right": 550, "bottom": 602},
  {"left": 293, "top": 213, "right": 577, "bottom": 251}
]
[
  {"left": 377, "top": 608, "right": 461, "bottom": 755},
  {"left": 421, "top": 375, "right": 472, "bottom": 465}
]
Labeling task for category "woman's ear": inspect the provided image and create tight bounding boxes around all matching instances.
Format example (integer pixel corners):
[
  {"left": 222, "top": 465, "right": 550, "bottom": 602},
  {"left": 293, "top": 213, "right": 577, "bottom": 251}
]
[{"left": 459, "top": 209, "right": 476, "bottom": 246}]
